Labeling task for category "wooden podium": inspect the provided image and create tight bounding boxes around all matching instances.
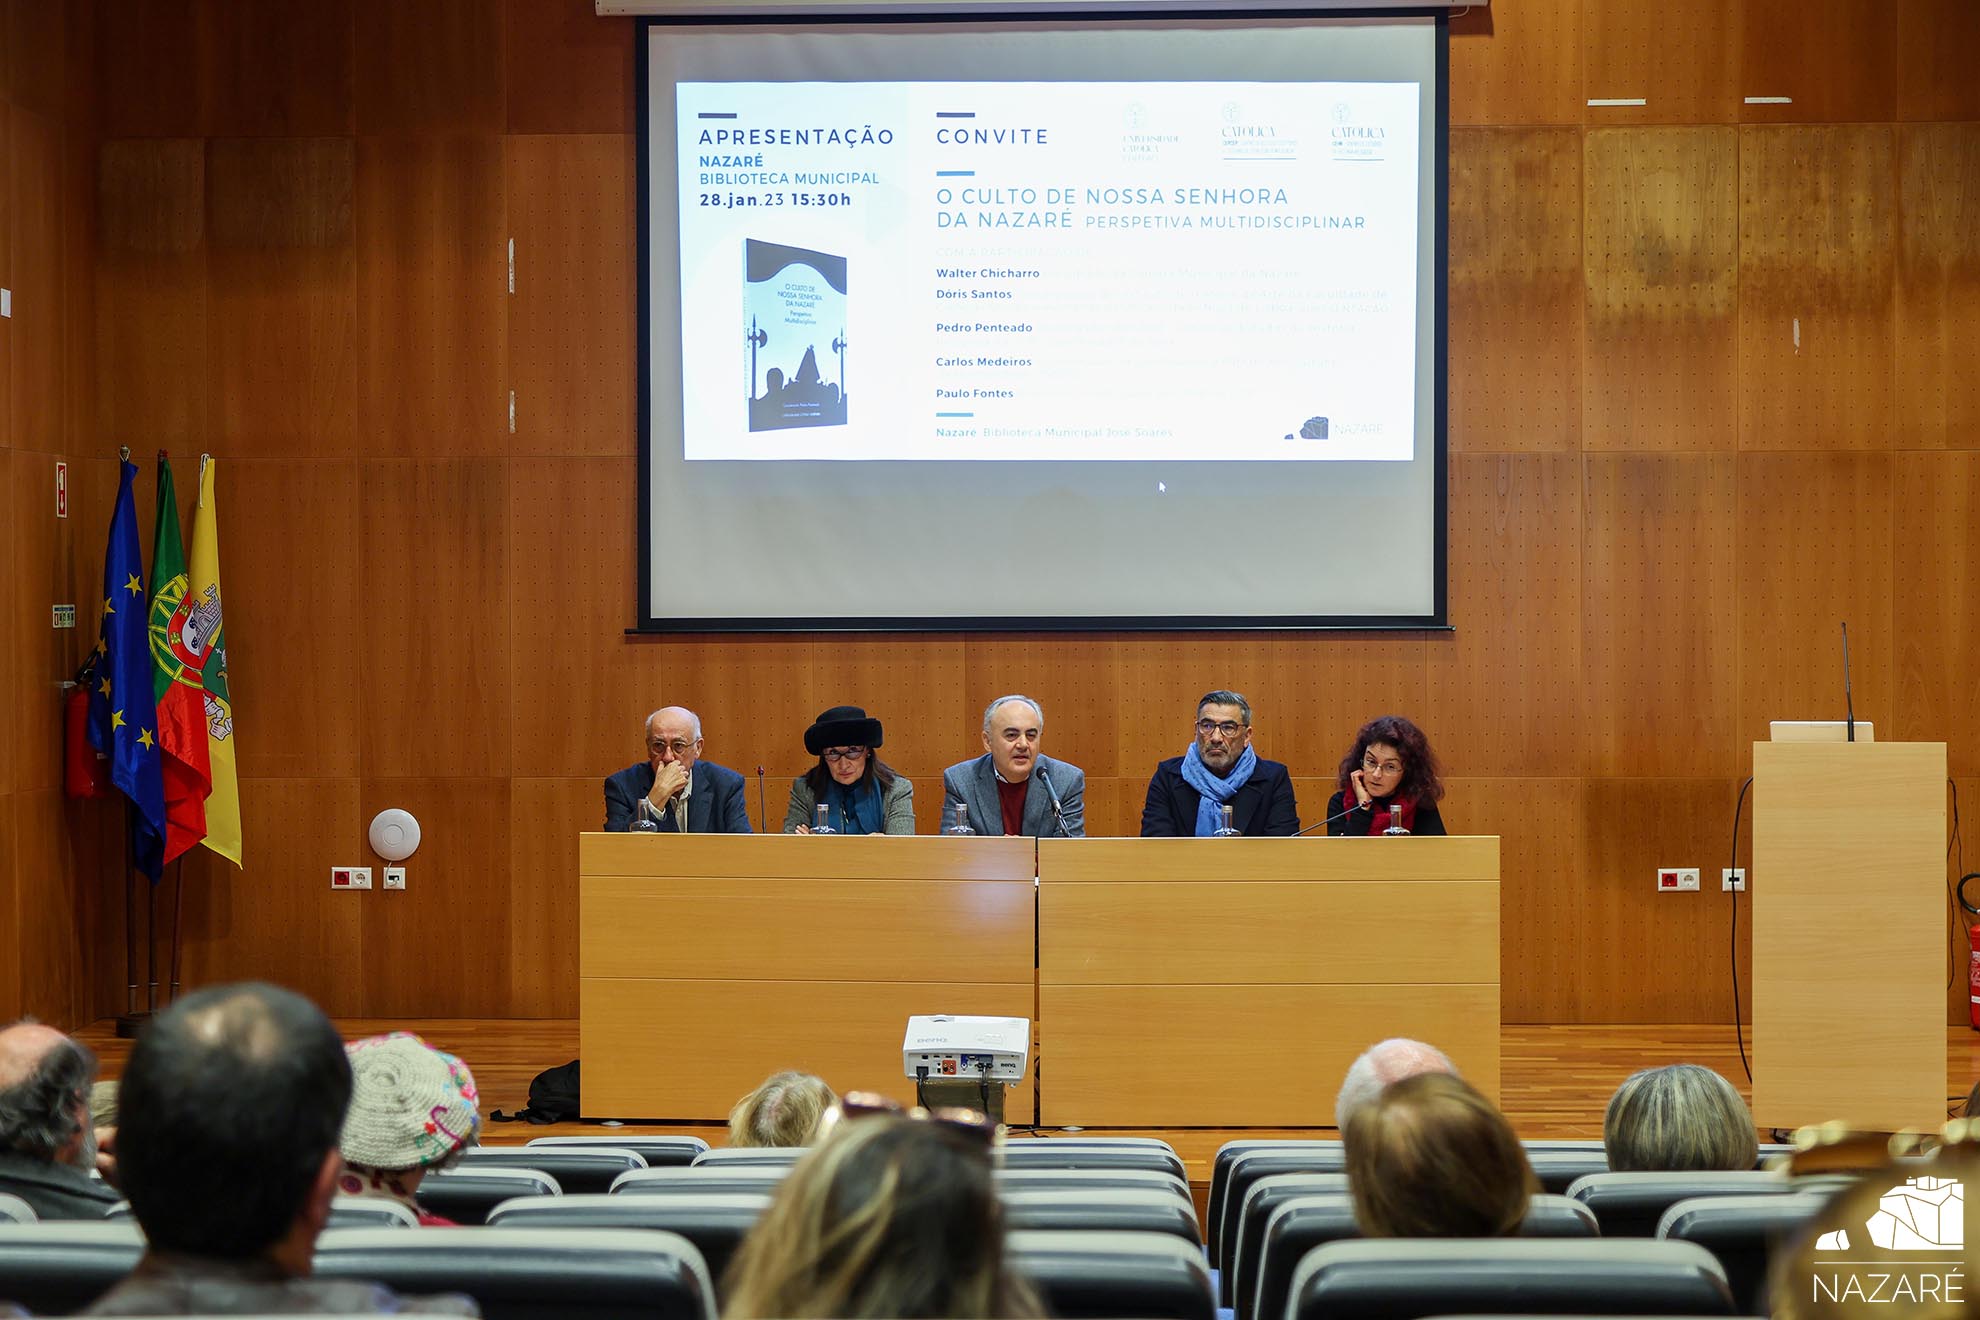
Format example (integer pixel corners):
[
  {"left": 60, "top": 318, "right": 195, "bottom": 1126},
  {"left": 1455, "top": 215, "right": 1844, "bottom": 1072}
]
[
  {"left": 1751, "top": 740, "right": 1947, "bottom": 1131},
  {"left": 1036, "top": 836, "right": 1501, "bottom": 1127},
  {"left": 578, "top": 834, "right": 1036, "bottom": 1121}
]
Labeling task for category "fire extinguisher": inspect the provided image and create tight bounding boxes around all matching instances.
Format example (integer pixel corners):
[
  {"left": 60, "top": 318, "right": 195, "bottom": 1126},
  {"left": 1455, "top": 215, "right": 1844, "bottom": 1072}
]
[{"left": 1959, "top": 873, "right": 1980, "bottom": 1031}]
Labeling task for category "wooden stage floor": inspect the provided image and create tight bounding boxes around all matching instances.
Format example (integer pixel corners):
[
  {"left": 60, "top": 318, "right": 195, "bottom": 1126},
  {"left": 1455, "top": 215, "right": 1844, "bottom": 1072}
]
[{"left": 76, "top": 1019, "right": 1980, "bottom": 1190}]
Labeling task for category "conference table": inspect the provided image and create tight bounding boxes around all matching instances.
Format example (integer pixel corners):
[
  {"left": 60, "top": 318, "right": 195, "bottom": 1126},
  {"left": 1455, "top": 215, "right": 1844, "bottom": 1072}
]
[{"left": 577, "top": 832, "right": 1501, "bottom": 1126}]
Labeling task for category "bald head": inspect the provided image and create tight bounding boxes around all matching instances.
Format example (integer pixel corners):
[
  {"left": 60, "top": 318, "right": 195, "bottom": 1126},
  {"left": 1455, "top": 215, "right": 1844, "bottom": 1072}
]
[
  {"left": 1335, "top": 1038, "right": 1458, "bottom": 1130},
  {"left": 0, "top": 1020, "right": 96, "bottom": 1165}
]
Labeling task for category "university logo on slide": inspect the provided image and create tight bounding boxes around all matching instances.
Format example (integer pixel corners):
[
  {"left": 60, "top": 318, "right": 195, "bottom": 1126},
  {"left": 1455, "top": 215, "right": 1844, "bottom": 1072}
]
[
  {"left": 1800, "top": 1176, "right": 1966, "bottom": 1313},
  {"left": 1816, "top": 1177, "right": 1964, "bottom": 1252}
]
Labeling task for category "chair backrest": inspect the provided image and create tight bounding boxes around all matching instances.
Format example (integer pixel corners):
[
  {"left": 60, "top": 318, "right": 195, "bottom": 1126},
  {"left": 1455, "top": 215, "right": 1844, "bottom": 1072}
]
[
  {"left": 690, "top": 1146, "right": 806, "bottom": 1168},
  {"left": 0, "top": 1194, "right": 35, "bottom": 1225},
  {"left": 999, "top": 1189, "right": 1202, "bottom": 1244},
  {"left": 327, "top": 1195, "right": 421, "bottom": 1228},
  {"left": 1656, "top": 1192, "right": 1832, "bottom": 1315},
  {"left": 999, "top": 1167, "right": 1194, "bottom": 1202},
  {"left": 528, "top": 1135, "right": 710, "bottom": 1167},
  {"left": 1219, "top": 1148, "right": 1349, "bottom": 1270},
  {"left": 1000, "top": 1144, "right": 1189, "bottom": 1179},
  {"left": 486, "top": 1192, "right": 771, "bottom": 1298},
  {"left": 0, "top": 1221, "right": 144, "bottom": 1315},
  {"left": 313, "top": 1226, "right": 716, "bottom": 1320},
  {"left": 1211, "top": 1141, "right": 1334, "bottom": 1256},
  {"left": 420, "top": 1167, "right": 562, "bottom": 1225},
  {"left": 1248, "top": 1192, "right": 1598, "bottom": 1320},
  {"left": 1527, "top": 1148, "right": 1615, "bottom": 1194},
  {"left": 612, "top": 1166, "right": 791, "bottom": 1196},
  {"left": 459, "top": 1147, "right": 648, "bottom": 1194},
  {"left": 1013, "top": 1137, "right": 1182, "bottom": 1154},
  {"left": 1008, "top": 1228, "right": 1214, "bottom": 1320},
  {"left": 1286, "top": 1238, "right": 1735, "bottom": 1320},
  {"left": 1225, "top": 1172, "right": 1353, "bottom": 1305},
  {"left": 1567, "top": 1172, "right": 1797, "bottom": 1238}
]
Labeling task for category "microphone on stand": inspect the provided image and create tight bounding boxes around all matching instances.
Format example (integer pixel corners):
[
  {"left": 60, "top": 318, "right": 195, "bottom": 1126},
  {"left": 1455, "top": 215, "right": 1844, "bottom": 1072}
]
[
  {"left": 756, "top": 766, "right": 768, "bottom": 832},
  {"left": 1036, "top": 763, "right": 1070, "bottom": 837},
  {"left": 1840, "top": 622, "right": 1856, "bottom": 743},
  {"left": 1293, "top": 797, "right": 1373, "bottom": 838}
]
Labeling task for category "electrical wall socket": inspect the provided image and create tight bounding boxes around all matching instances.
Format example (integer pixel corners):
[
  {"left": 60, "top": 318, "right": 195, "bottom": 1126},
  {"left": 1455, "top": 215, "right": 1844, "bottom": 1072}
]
[
  {"left": 1657, "top": 867, "right": 1701, "bottom": 892},
  {"left": 1723, "top": 867, "right": 1747, "bottom": 891},
  {"left": 331, "top": 867, "right": 372, "bottom": 890},
  {"left": 348, "top": 866, "right": 372, "bottom": 889},
  {"left": 383, "top": 866, "right": 406, "bottom": 890}
]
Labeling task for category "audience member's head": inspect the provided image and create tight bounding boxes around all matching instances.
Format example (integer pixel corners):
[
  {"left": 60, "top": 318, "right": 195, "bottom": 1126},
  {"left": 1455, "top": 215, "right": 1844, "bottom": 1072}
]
[
  {"left": 338, "top": 1032, "right": 480, "bottom": 1201},
  {"left": 1344, "top": 1072, "right": 1535, "bottom": 1238},
  {"left": 1335, "top": 1037, "right": 1458, "bottom": 1130},
  {"left": 1602, "top": 1063, "right": 1758, "bottom": 1172},
  {"left": 728, "top": 1070, "right": 838, "bottom": 1148},
  {"left": 0, "top": 1021, "right": 98, "bottom": 1169},
  {"left": 724, "top": 1107, "right": 1041, "bottom": 1319},
  {"left": 118, "top": 982, "right": 352, "bottom": 1272}
]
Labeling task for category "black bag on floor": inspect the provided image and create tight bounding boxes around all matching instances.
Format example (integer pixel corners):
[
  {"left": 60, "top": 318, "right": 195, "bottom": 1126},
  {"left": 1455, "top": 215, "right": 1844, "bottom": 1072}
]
[{"left": 490, "top": 1058, "right": 580, "bottom": 1124}]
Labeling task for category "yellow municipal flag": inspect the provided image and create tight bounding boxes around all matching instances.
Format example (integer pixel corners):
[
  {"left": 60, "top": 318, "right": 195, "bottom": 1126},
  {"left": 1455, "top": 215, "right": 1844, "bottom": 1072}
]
[{"left": 188, "top": 456, "right": 243, "bottom": 867}]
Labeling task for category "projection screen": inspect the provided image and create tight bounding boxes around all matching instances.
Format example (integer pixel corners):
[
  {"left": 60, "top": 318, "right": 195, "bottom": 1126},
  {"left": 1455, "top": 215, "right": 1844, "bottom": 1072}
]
[{"left": 638, "top": 15, "right": 1447, "bottom": 630}]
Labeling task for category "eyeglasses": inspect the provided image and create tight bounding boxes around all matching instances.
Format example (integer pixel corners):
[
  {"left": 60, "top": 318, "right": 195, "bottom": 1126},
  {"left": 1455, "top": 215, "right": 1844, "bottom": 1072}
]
[
  {"left": 837, "top": 1090, "right": 998, "bottom": 1147},
  {"left": 822, "top": 746, "right": 868, "bottom": 763},
  {"left": 648, "top": 738, "right": 696, "bottom": 756},
  {"left": 1195, "top": 720, "right": 1246, "bottom": 737},
  {"left": 1362, "top": 755, "right": 1404, "bottom": 775}
]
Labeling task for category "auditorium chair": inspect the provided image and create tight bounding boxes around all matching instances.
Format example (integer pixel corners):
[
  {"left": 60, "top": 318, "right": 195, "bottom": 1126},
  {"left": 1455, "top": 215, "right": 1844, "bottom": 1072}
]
[
  {"left": 1010, "top": 1137, "right": 1182, "bottom": 1154},
  {"left": 1210, "top": 1140, "right": 1330, "bottom": 1255},
  {"left": 1284, "top": 1239, "right": 1736, "bottom": 1320},
  {"left": 0, "top": 1194, "right": 34, "bottom": 1224},
  {"left": 312, "top": 1226, "right": 717, "bottom": 1320},
  {"left": 104, "top": 1195, "right": 419, "bottom": 1230},
  {"left": 459, "top": 1145, "right": 647, "bottom": 1193},
  {"left": 0, "top": 1221, "right": 143, "bottom": 1314},
  {"left": 690, "top": 1146, "right": 806, "bottom": 1168},
  {"left": 1565, "top": 1172, "right": 1799, "bottom": 1238},
  {"left": 486, "top": 1192, "right": 771, "bottom": 1297},
  {"left": 998, "top": 1166, "right": 1195, "bottom": 1202},
  {"left": 999, "top": 1188, "right": 1203, "bottom": 1244},
  {"left": 527, "top": 1134, "right": 710, "bottom": 1167},
  {"left": 1217, "top": 1147, "right": 1351, "bottom": 1267},
  {"left": 611, "top": 1166, "right": 791, "bottom": 1196},
  {"left": 1001, "top": 1142, "right": 1188, "bottom": 1179},
  {"left": 1526, "top": 1148, "right": 1617, "bottom": 1194},
  {"left": 1008, "top": 1228, "right": 1215, "bottom": 1320},
  {"left": 1224, "top": 1172, "right": 1352, "bottom": 1304},
  {"left": 1655, "top": 1193, "right": 1832, "bottom": 1315},
  {"left": 1245, "top": 1191, "right": 1599, "bottom": 1320},
  {"left": 419, "top": 1166, "right": 562, "bottom": 1225}
]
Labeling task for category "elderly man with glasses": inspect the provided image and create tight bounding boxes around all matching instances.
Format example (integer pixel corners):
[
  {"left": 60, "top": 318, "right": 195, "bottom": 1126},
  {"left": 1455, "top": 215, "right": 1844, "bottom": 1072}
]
[
  {"left": 603, "top": 705, "right": 753, "bottom": 832},
  {"left": 1139, "top": 689, "right": 1300, "bottom": 837}
]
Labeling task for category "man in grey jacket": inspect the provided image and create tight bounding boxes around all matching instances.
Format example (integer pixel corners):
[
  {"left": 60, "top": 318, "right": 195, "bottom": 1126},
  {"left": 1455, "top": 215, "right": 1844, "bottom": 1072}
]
[
  {"left": 942, "top": 694, "right": 1085, "bottom": 837},
  {"left": 0, "top": 1021, "right": 120, "bottom": 1220}
]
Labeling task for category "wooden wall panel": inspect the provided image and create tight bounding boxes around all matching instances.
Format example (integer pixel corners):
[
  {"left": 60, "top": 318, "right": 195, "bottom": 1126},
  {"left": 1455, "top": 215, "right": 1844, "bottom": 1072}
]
[
  {"left": 9, "top": 107, "right": 62, "bottom": 451},
  {"left": 0, "top": 453, "right": 16, "bottom": 802},
  {"left": 507, "top": 134, "right": 632, "bottom": 458},
  {"left": 1896, "top": 125, "right": 1980, "bottom": 451},
  {"left": 1735, "top": 454, "right": 1894, "bottom": 762},
  {"left": 177, "top": 778, "right": 366, "bottom": 1016},
  {"left": 11, "top": 788, "right": 92, "bottom": 1025},
  {"left": 506, "top": 0, "right": 632, "bottom": 135},
  {"left": 8, "top": 448, "right": 82, "bottom": 798},
  {"left": 206, "top": 138, "right": 356, "bottom": 458},
  {"left": 1450, "top": 778, "right": 1589, "bottom": 1024},
  {"left": 1898, "top": 0, "right": 1980, "bottom": 123},
  {"left": 1450, "top": 0, "right": 1584, "bottom": 127},
  {"left": 359, "top": 459, "right": 511, "bottom": 777},
  {"left": 199, "top": 0, "right": 354, "bottom": 138},
  {"left": 1581, "top": 0, "right": 1735, "bottom": 125},
  {"left": 1894, "top": 454, "right": 1980, "bottom": 775},
  {"left": 94, "top": 0, "right": 200, "bottom": 139},
  {"left": 507, "top": 777, "right": 590, "bottom": 1014},
  {"left": 96, "top": 139, "right": 206, "bottom": 448},
  {"left": 1581, "top": 456, "right": 1738, "bottom": 778},
  {"left": 355, "top": 0, "right": 504, "bottom": 137},
  {"left": 356, "top": 135, "right": 507, "bottom": 457},
  {"left": 59, "top": 112, "right": 93, "bottom": 450},
  {"left": 4, "top": 0, "right": 71, "bottom": 121},
  {"left": 360, "top": 778, "right": 511, "bottom": 1016},
  {"left": 1737, "top": 127, "right": 1895, "bottom": 452},
  {"left": 1737, "top": 0, "right": 1896, "bottom": 124},
  {"left": 1583, "top": 129, "right": 1737, "bottom": 452},
  {"left": 1448, "top": 129, "right": 1583, "bottom": 452},
  {"left": 1, "top": 101, "right": 14, "bottom": 450},
  {"left": 218, "top": 459, "right": 362, "bottom": 779},
  {"left": 1425, "top": 455, "right": 1584, "bottom": 777},
  {"left": 0, "top": 789, "right": 17, "bottom": 1019}
]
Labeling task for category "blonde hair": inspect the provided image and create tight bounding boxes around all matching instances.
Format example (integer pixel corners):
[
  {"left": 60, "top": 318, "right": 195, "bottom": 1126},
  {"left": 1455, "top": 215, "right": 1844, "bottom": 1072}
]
[
  {"left": 723, "top": 1117, "right": 1042, "bottom": 1319},
  {"left": 1344, "top": 1072, "right": 1535, "bottom": 1238},
  {"left": 728, "top": 1071, "right": 838, "bottom": 1149},
  {"left": 1603, "top": 1064, "right": 1758, "bottom": 1172}
]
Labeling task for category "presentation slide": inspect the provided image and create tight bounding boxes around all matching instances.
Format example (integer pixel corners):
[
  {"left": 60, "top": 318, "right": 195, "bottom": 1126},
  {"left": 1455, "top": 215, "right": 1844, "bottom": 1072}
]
[{"left": 677, "top": 81, "right": 1420, "bottom": 463}]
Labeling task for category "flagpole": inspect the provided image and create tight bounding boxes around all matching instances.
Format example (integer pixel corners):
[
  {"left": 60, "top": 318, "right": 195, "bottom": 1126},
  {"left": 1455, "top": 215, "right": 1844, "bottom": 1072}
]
[
  {"left": 115, "top": 801, "right": 146, "bottom": 1038},
  {"left": 168, "top": 858, "right": 186, "bottom": 1002}
]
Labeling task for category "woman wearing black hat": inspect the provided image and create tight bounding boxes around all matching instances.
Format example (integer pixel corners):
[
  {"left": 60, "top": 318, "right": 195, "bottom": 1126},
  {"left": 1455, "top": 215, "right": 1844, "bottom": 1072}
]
[{"left": 784, "top": 705, "right": 917, "bottom": 834}]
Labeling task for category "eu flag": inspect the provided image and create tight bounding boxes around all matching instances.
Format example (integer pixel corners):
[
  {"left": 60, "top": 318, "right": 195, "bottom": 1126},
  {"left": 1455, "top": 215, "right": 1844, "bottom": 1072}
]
[{"left": 87, "top": 458, "right": 168, "bottom": 881}]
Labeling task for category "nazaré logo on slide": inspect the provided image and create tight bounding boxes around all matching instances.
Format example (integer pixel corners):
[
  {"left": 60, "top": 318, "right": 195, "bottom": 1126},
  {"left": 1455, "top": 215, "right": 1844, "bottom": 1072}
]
[
  {"left": 1799, "top": 1175, "right": 1966, "bottom": 1312},
  {"left": 1817, "top": 1177, "right": 1964, "bottom": 1252}
]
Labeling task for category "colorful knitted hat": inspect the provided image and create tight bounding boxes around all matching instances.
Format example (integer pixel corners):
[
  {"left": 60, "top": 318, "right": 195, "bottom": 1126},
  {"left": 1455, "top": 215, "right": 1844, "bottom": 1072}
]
[{"left": 339, "top": 1032, "right": 481, "bottom": 1171}]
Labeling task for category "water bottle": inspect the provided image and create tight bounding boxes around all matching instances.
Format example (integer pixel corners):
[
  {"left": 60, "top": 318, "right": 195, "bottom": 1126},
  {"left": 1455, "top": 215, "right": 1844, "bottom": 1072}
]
[
  {"left": 1213, "top": 803, "right": 1241, "bottom": 837},
  {"left": 812, "top": 801, "right": 837, "bottom": 835},
  {"left": 944, "top": 801, "right": 976, "bottom": 836},
  {"left": 630, "top": 797, "right": 661, "bottom": 832},
  {"left": 1382, "top": 803, "right": 1411, "bottom": 836}
]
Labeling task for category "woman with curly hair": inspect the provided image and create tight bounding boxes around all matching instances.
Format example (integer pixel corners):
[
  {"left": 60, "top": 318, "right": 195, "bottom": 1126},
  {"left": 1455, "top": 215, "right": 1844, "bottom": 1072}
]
[{"left": 1325, "top": 715, "right": 1447, "bottom": 836}]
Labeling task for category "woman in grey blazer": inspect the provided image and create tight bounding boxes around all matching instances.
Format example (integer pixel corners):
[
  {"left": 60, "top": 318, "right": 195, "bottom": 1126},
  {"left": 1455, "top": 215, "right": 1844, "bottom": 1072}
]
[{"left": 782, "top": 705, "right": 916, "bottom": 834}]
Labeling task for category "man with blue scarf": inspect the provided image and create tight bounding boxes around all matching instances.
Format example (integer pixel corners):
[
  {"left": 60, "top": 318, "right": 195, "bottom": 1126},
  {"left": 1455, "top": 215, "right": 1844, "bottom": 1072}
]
[{"left": 1139, "top": 690, "right": 1300, "bottom": 837}]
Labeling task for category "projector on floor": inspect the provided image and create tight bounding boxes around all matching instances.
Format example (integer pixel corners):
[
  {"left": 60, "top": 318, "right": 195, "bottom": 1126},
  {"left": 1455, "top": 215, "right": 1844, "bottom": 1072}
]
[{"left": 903, "top": 1014, "right": 1030, "bottom": 1083}]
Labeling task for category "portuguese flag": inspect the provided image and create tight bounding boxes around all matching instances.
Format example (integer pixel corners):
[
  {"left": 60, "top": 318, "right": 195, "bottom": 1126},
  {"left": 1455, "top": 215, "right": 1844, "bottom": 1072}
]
[{"left": 149, "top": 453, "right": 211, "bottom": 864}]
